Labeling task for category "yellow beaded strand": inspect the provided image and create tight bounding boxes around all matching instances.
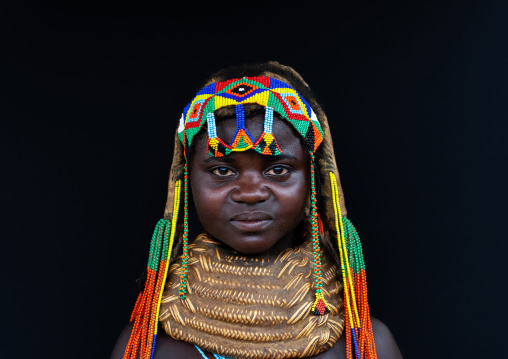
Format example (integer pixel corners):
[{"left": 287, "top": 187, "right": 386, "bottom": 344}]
[
  {"left": 154, "top": 179, "right": 182, "bottom": 336},
  {"left": 332, "top": 172, "right": 361, "bottom": 328},
  {"left": 330, "top": 172, "right": 355, "bottom": 330}
]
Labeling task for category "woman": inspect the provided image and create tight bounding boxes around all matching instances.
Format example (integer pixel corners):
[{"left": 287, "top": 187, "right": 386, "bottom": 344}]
[{"left": 111, "top": 62, "right": 402, "bottom": 359}]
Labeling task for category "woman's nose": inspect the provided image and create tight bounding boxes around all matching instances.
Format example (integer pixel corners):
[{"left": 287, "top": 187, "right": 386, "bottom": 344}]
[{"left": 230, "top": 172, "right": 270, "bottom": 204}]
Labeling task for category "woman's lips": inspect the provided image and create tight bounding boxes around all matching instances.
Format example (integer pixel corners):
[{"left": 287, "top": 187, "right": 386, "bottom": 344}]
[{"left": 229, "top": 212, "right": 272, "bottom": 231}]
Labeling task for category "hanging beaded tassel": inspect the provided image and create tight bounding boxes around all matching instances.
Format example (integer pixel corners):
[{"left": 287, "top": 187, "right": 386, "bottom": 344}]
[
  {"left": 330, "top": 172, "right": 377, "bottom": 359},
  {"left": 123, "top": 180, "right": 182, "bottom": 359},
  {"left": 310, "top": 154, "right": 331, "bottom": 316},
  {"left": 178, "top": 162, "right": 190, "bottom": 299}
]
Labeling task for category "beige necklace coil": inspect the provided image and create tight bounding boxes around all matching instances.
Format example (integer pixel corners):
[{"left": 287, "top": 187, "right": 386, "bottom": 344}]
[{"left": 159, "top": 233, "right": 345, "bottom": 359}]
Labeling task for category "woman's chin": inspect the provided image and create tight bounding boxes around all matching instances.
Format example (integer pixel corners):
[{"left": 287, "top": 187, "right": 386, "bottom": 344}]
[
  {"left": 216, "top": 236, "right": 279, "bottom": 254},
  {"left": 209, "top": 228, "right": 300, "bottom": 254}
]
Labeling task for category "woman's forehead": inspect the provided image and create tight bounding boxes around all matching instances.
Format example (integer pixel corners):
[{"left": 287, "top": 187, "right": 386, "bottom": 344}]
[
  {"left": 217, "top": 113, "right": 304, "bottom": 146},
  {"left": 191, "top": 112, "right": 308, "bottom": 157}
]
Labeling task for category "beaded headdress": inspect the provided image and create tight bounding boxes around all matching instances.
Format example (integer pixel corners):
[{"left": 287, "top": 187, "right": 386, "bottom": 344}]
[
  {"left": 123, "top": 71, "right": 378, "bottom": 359},
  {"left": 178, "top": 76, "right": 324, "bottom": 157}
]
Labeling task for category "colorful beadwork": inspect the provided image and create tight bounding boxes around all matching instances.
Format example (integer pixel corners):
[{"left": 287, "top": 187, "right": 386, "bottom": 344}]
[
  {"left": 195, "top": 345, "right": 233, "bottom": 359},
  {"left": 178, "top": 76, "right": 324, "bottom": 156},
  {"left": 179, "top": 162, "right": 190, "bottom": 299},
  {"left": 330, "top": 172, "right": 377, "bottom": 359},
  {"left": 253, "top": 106, "right": 282, "bottom": 156},
  {"left": 124, "top": 180, "right": 182, "bottom": 359},
  {"left": 309, "top": 153, "right": 331, "bottom": 316}
]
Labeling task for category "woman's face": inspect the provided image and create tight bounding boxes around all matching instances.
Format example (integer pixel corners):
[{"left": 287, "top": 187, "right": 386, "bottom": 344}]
[{"left": 190, "top": 111, "right": 310, "bottom": 254}]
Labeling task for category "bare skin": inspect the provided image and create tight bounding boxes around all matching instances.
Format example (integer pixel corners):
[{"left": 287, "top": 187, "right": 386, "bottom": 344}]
[{"left": 111, "top": 113, "right": 403, "bottom": 359}]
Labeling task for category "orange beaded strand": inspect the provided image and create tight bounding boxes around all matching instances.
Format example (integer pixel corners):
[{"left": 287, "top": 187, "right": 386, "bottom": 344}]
[
  {"left": 330, "top": 172, "right": 378, "bottom": 359},
  {"left": 123, "top": 181, "right": 183, "bottom": 359}
]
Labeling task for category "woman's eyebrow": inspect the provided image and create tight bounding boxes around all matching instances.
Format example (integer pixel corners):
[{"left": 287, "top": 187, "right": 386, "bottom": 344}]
[
  {"left": 270, "top": 154, "right": 299, "bottom": 162},
  {"left": 203, "top": 153, "right": 299, "bottom": 164},
  {"left": 203, "top": 156, "right": 235, "bottom": 164}
]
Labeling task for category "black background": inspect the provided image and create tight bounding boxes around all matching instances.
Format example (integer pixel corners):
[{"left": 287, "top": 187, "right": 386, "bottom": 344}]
[{"left": 1, "top": 0, "right": 507, "bottom": 358}]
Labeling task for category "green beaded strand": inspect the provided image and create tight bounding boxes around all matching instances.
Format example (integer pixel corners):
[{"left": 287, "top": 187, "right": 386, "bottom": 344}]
[
  {"left": 148, "top": 219, "right": 170, "bottom": 271},
  {"left": 310, "top": 154, "right": 322, "bottom": 293},
  {"left": 344, "top": 218, "right": 365, "bottom": 274},
  {"left": 179, "top": 162, "right": 190, "bottom": 299}
]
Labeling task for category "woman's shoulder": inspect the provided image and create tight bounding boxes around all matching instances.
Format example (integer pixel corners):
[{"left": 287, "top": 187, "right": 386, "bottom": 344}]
[
  {"left": 314, "top": 317, "right": 402, "bottom": 359},
  {"left": 370, "top": 317, "right": 403, "bottom": 359},
  {"left": 110, "top": 323, "right": 200, "bottom": 359},
  {"left": 110, "top": 317, "right": 402, "bottom": 359}
]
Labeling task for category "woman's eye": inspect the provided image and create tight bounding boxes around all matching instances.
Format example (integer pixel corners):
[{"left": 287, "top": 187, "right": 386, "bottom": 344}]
[
  {"left": 266, "top": 166, "right": 290, "bottom": 176},
  {"left": 212, "top": 167, "right": 235, "bottom": 177}
]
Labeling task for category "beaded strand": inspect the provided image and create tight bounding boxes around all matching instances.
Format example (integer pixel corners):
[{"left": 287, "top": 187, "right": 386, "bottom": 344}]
[
  {"left": 179, "top": 162, "right": 190, "bottom": 299},
  {"left": 310, "top": 153, "right": 331, "bottom": 316},
  {"left": 330, "top": 172, "right": 377, "bottom": 359},
  {"left": 123, "top": 180, "right": 182, "bottom": 359},
  {"left": 344, "top": 218, "right": 377, "bottom": 358}
]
